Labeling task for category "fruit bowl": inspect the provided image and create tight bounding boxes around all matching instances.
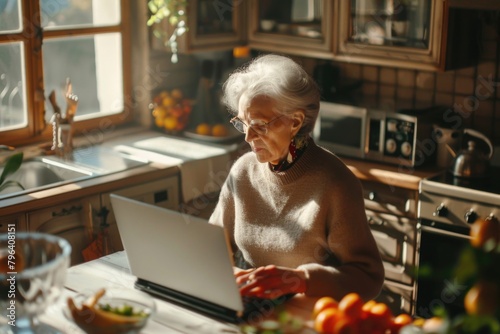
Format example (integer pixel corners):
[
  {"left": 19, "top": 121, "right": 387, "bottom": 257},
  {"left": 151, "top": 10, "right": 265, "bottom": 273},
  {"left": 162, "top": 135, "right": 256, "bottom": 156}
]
[
  {"left": 151, "top": 89, "right": 193, "bottom": 133},
  {"left": 65, "top": 288, "right": 156, "bottom": 334}
]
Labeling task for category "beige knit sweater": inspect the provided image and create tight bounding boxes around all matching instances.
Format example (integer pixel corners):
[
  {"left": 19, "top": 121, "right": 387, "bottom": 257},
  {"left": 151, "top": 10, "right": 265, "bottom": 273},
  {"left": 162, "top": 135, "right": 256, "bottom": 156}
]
[{"left": 209, "top": 139, "right": 385, "bottom": 301}]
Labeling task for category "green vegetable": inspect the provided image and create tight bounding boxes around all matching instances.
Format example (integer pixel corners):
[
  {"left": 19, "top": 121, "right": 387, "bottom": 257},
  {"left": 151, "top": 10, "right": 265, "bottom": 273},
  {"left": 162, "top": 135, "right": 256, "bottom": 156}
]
[{"left": 98, "top": 303, "right": 148, "bottom": 318}]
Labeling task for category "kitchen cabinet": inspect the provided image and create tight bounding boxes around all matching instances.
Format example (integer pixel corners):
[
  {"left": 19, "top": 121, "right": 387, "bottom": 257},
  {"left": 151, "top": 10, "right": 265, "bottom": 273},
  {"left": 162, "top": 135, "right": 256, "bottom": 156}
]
[
  {"left": 0, "top": 214, "right": 27, "bottom": 234},
  {"left": 150, "top": 0, "right": 246, "bottom": 53},
  {"left": 27, "top": 198, "right": 96, "bottom": 266},
  {"left": 360, "top": 179, "right": 419, "bottom": 315},
  {"left": 247, "top": 0, "right": 334, "bottom": 59},
  {"left": 333, "top": 0, "right": 480, "bottom": 71}
]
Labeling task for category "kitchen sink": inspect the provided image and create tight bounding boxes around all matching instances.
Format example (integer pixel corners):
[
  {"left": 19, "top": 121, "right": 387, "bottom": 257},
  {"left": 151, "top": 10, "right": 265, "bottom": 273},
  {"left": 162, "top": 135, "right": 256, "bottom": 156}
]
[
  {"left": 0, "top": 146, "right": 149, "bottom": 200},
  {"left": 0, "top": 157, "right": 95, "bottom": 199}
]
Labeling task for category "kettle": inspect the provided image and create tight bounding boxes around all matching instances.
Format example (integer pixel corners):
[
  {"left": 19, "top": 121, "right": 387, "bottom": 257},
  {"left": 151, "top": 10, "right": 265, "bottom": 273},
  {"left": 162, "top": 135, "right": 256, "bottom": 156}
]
[{"left": 448, "top": 129, "right": 494, "bottom": 178}]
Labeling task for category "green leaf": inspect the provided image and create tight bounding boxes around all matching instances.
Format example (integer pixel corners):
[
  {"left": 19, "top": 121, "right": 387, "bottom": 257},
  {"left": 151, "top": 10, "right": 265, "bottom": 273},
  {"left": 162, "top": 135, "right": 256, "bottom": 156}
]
[{"left": 0, "top": 152, "right": 23, "bottom": 185}]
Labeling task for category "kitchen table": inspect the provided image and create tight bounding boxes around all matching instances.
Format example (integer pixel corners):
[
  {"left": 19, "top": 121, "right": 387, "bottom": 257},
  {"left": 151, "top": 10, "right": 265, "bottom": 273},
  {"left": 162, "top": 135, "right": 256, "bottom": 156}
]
[{"left": 39, "top": 251, "right": 318, "bottom": 333}]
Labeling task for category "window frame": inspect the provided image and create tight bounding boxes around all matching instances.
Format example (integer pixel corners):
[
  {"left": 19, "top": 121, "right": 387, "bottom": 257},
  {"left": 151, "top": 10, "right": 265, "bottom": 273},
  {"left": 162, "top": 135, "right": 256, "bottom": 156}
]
[{"left": 0, "top": 0, "right": 133, "bottom": 147}]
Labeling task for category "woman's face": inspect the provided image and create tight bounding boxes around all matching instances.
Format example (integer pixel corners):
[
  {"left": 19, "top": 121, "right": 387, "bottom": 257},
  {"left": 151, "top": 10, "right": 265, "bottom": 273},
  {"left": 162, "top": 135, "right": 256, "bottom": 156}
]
[{"left": 237, "top": 95, "right": 303, "bottom": 165}]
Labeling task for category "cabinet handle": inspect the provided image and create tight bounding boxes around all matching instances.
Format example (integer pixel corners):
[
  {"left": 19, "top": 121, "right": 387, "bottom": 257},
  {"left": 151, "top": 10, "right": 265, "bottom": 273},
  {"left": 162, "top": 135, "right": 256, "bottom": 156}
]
[{"left": 52, "top": 205, "right": 82, "bottom": 217}]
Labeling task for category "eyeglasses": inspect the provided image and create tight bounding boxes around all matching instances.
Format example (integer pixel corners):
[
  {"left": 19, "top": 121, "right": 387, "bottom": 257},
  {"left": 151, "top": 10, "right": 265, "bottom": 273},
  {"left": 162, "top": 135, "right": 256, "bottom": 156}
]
[{"left": 230, "top": 115, "right": 286, "bottom": 135}]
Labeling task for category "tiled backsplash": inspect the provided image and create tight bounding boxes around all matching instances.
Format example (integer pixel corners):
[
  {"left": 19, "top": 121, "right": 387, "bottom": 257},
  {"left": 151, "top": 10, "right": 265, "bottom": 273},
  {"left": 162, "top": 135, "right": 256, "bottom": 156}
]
[{"left": 333, "top": 15, "right": 500, "bottom": 146}]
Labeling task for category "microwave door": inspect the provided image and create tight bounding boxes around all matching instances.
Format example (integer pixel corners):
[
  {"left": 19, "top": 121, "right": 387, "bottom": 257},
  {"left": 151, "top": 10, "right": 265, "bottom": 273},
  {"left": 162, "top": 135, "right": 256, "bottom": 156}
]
[{"left": 317, "top": 103, "right": 367, "bottom": 159}]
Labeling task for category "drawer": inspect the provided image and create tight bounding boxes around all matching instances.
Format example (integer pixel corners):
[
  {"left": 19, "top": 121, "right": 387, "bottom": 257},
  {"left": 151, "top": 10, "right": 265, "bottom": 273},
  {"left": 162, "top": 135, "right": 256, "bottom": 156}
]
[
  {"left": 361, "top": 180, "right": 418, "bottom": 218},
  {"left": 367, "top": 210, "right": 417, "bottom": 285},
  {"left": 375, "top": 280, "right": 414, "bottom": 316}
]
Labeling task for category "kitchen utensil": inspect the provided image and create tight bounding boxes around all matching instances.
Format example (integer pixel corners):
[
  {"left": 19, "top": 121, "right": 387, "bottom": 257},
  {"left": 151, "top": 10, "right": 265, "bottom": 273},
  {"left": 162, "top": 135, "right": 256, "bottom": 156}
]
[
  {"left": 432, "top": 124, "right": 463, "bottom": 168},
  {"left": 64, "top": 78, "right": 78, "bottom": 122},
  {"left": 449, "top": 129, "right": 494, "bottom": 178},
  {"left": 48, "top": 90, "right": 61, "bottom": 115},
  {"left": 65, "top": 93, "right": 78, "bottom": 123}
]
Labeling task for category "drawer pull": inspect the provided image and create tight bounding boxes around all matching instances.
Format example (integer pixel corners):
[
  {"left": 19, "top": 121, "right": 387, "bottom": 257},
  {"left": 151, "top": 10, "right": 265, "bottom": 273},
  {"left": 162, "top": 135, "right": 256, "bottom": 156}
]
[{"left": 52, "top": 205, "right": 82, "bottom": 217}]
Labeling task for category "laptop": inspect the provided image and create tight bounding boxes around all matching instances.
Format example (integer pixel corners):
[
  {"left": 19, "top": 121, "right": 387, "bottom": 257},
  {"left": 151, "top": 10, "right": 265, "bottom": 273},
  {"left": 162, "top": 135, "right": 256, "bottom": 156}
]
[{"left": 109, "top": 194, "right": 289, "bottom": 323}]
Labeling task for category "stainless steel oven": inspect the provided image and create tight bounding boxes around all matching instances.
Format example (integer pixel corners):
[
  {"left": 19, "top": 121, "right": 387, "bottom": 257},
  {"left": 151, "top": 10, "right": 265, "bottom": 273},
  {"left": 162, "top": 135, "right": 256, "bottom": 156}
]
[{"left": 416, "top": 169, "right": 500, "bottom": 318}]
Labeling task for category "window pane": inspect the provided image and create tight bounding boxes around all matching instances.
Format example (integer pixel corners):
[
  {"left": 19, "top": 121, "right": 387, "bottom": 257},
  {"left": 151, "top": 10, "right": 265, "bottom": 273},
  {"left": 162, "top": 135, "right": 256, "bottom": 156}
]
[
  {"left": 0, "top": 0, "right": 22, "bottom": 33},
  {"left": 43, "top": 33, "right": 123, "bottom": 123},
  {"left": 0, "top": 42, "right": 28, "bottom": 130},
  {"left": 41, "top": 0, "right": 121, "bottom": 29}
]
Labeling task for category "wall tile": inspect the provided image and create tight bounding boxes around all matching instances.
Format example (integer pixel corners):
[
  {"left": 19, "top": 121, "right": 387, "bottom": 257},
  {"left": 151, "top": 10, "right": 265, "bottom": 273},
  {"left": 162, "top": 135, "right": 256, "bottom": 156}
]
[
  {"left": 476, "top": 61, "right": 496, "bottom": 79},
  {"left": 435, "top": 73, "right": 455, "bottom": 93},
  {"left": 379, "top": 84, "right": 395, "bottom": 99},
  {"left": 362, "top": 65, "right": 379, "bottom": 82},
  {"left": 475, "top": 99, "right": 494, "bottom": 118},
  {"left": 397, "top": 69, "right": 415, "bottom": 88},
  {"left": 435, "top": 93, "right": 454, "bottom": 107},
  {"left": 380, "top": 68, "right": 396, "bottom": 85},
  {"left": 455, "top": 76, "right": 475, "bottom": 95},
  {"left": 341, "top": 62, "right": 362, "bottom": 80},
  {"left": 416, "top": 72, "right": 435, "bottom": 90},
  {"left": 362, "top": 82, "right": 378, "bottom": 97},
  {"left": 396, "top": 87, "right": 414, "bottom": 101},
  {"left": 481, "top": 41, "right": 497, "bottom": 60},
  {"left": 415, "top": 89, "right": 434, "bottom": 107}
]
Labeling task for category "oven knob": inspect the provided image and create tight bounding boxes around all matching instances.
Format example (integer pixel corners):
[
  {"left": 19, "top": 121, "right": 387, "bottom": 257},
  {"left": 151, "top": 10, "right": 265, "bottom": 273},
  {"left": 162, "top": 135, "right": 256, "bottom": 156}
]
[
  {"left": 385, "top": 139, "right": 397, "bottom": 154},
  {"left": 464, "top": 210, "right": 478, "bottom": 224},
  {"left": 401, "top": 141, "right": 412, "bottom": 157},
  {"left": 433, "top": 204, "right": 448, "bottom": 217}
]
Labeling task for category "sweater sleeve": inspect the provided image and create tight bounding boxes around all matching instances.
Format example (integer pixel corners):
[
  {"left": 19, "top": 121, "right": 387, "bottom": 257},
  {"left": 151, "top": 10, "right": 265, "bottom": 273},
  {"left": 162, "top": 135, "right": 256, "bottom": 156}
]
[{"left": 298, "top": 170, "right": 385, "bottom": 301}]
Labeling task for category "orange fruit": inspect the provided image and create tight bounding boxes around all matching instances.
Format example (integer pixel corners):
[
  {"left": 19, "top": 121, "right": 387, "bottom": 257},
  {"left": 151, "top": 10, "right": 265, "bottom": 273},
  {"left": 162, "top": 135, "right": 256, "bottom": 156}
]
[
  {"left": 464, "top": 280, "right": 499, "bottom": 316},
  {"left": 154, "top": 117, "right": 165, "bottom": 128},
  {"left": 338, "top": 293, "right": 364, "bottom": 320},
  {"left": 162, "top": 96, "right": 175, "bottom": 108},
  {"left": 422, "top": 317, "right": 447, "bottom": 333},
  {"left": 470, "top": 217, "right": 500, "bottom": 251},
  {"left": 391, "top": 313, "right": 413, "bottom": 333},
  {"left": 333, "top": 316, "right": 360, "bottom": 334},
  {"left": 170, "top": 89, "right": 183, "bottom": 100},
  {"left": 313, "top": 296, "right": 339, "bottom": 319},
  {"left": 314, "top": 307, "right": 341, "bottom": 334},
  {"left": 211, "top": 124, "right": 228, "bottom": 137},
  {"left": 164, "top": 117, "right": 177, "bottom": 131},
  {"left": 196, "top": 123, "right": 211, "bottom": 135},
  {"left": 367, "top": 302, "right": 393, "bottom": 331}
]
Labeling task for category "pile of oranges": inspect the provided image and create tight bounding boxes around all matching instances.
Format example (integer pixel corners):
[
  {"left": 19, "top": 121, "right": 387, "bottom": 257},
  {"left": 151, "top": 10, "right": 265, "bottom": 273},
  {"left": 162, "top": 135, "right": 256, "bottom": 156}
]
[
  {"left": 195, "top": 123, "right": 228, "bottom": 137},
  {"left": 313, "top": 293, "right": 412, "bottom": 334},
  {"left": 151, "top": 89, "right": 192, "bottom": 132}
]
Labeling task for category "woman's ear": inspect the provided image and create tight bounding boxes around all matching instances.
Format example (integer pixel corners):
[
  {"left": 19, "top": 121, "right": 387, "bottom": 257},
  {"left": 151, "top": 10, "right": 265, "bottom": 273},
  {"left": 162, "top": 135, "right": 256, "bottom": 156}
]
[{"left": 291, "top": 110, "right": 305, "bottom": 137}]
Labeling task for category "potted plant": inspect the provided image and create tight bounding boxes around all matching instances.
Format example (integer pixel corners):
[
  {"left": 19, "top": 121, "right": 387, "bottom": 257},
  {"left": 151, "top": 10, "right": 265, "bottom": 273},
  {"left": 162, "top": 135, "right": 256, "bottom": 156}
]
[
  {"left": 147, "top": 0, "right": 188, "bottom": 63},
  {"left": 0, "top": 152, "right": 24, "bottom": 192}
]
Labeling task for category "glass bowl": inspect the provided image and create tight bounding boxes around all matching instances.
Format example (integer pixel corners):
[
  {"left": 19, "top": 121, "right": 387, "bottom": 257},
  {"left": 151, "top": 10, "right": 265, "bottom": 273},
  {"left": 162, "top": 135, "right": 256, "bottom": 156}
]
[
  {"left": 0, "top": 232, "right": 71, "bottom": 333},
  {"left": 65, "top": 288, "right": 156, "bottom": 334}
]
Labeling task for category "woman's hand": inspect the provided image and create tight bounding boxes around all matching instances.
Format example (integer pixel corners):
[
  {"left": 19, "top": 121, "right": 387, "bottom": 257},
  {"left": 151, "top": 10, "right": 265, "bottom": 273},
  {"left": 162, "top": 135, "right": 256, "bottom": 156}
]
[{"left": 235, "top": 265, "right": 307, "bottom": 299}]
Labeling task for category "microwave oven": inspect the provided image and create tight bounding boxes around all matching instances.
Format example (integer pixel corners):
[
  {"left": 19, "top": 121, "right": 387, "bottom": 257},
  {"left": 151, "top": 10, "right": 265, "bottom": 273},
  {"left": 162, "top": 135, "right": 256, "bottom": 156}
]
[{"left": 314, "top": 102, "right": 436, "bottom": 167}]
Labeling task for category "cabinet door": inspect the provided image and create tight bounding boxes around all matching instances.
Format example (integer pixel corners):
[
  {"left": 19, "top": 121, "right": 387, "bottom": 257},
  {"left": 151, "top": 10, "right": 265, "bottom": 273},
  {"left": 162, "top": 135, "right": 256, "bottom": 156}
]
[
  {"left": 0, "top": 214, "right": 27, "bottom": 234},
  {"left": 150, "top": 0, "right": 246, "bottom": 53},
  {"left": 27, "top": 198, "right": 94, "bottom": 266},
  {"left": 333, "top": 1, "right": 478, "bottom": 71},
  {"left": 247, "top": 0, "right": 334, "bottom": 59}
]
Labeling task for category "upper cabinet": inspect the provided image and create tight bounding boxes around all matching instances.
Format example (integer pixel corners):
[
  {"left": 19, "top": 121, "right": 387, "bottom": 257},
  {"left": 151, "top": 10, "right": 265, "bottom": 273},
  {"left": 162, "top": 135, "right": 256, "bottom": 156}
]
[
  {"left": 148, "top": 0, "right": 481, "bottom": 71},
  {"left": 150, "top": 0, "right": 246, "bottom": 53},
  {"left": 333, "top": 0, "right": 481, "bottom": 71},
  {"left": 247, "top": 0, "right": 334, "bottom": 59}
]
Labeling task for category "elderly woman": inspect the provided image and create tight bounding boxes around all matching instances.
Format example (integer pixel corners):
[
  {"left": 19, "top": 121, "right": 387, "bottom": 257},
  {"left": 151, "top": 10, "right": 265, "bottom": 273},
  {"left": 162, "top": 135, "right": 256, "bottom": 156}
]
[{"left": 209, "top": 54, "right": 384, "bottom": 301}]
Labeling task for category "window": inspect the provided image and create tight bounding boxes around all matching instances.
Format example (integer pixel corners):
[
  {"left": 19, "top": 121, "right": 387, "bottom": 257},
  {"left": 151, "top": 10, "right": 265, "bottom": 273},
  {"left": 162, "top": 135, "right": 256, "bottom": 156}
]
[{"left": 0, "top": 0, "right": 132, "bottom": 146}]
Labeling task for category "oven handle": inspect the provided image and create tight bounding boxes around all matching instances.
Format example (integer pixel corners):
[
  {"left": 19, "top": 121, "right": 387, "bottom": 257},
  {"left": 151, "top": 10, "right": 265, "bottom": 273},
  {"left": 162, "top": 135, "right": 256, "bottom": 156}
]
[{"left": 419, "top": 224, "right": 471, "bottom": 240}]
